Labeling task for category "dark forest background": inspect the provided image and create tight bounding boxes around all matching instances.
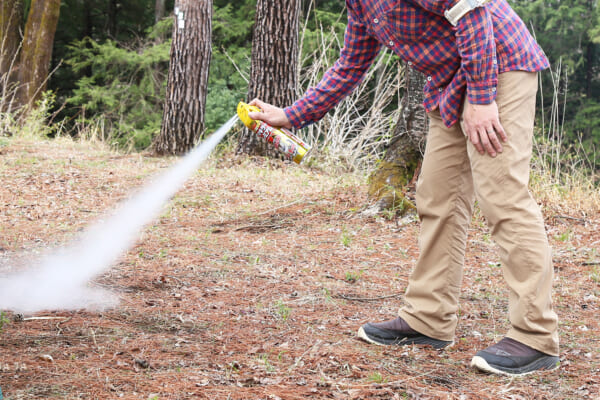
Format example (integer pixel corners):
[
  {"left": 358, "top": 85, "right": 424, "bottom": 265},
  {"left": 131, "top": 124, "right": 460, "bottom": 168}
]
[{"left": 15, "top": 0, "right": 600, "bottom": 159}]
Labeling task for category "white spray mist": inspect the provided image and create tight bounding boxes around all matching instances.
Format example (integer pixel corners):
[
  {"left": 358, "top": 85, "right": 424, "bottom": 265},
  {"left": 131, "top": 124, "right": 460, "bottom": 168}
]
[{"left": 0, "top": 115, "right": 239, "bottom": 313}]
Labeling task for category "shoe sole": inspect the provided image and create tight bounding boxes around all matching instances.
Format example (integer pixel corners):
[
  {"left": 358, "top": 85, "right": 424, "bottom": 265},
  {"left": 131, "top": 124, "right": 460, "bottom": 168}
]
[
  {"left": 357, "top": 326, "right": 452, "bottom": 349},
  {"left": 471, "top": 355, "right": 560, "bottom": 376}
]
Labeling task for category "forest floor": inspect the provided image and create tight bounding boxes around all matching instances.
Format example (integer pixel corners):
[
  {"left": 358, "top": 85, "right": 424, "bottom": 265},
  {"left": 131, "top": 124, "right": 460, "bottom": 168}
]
[{"left": 0, "top": 136, "right": 599, "bottom": 400}]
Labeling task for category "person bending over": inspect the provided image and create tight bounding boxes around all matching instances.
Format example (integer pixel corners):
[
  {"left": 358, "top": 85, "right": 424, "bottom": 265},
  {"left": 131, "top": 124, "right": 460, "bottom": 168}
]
[{"left": 249, "top": 0, "right": 559, "bottom": 376}]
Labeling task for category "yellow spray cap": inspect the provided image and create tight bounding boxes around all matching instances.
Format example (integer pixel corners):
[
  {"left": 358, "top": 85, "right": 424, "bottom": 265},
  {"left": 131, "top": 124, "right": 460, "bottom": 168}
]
[{"left": 237, "top": 101, "right": 261, "bottom": 130}]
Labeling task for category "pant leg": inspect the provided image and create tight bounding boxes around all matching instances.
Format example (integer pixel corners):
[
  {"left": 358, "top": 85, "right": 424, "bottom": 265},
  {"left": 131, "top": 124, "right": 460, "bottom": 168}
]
[
  {"left": 466, "top": 71, "right": 559, "bottom": 356},
  {"left": 398, "top": 108, "right": 475, "bottom": 342}
]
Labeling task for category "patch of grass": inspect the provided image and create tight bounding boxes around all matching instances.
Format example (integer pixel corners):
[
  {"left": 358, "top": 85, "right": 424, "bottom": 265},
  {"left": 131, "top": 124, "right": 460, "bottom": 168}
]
[
  {"left": 554, "top": 229, "right": 572, "bottom": 242},
  {"left": 258, "top": 353, "right": 275, "bottom": 373},
  {"left": 273, "top": 300, "right": 291, "bottom": 322},
  {"left": 368, "top": 371, "right": 386, "bottom": 383},
  {"left": 248, "top": 255, "right": 260, "bottom": 265},
  {"left": 344, "top": 270, "right": 362, "bottom": 283},
  {"left": 590, "top": 265, "right": 600, "bottom": 284},
  {"left": 0, "top": 311, "right": 10, "bottom": 333},
  {"left": 530, "top": 135, "right": 599, "bottom": 215},
  {"left": 15, "top": 92, "right": 59, "bottom": 139},
  {"left": 340, "top": 229, "right": 353, "bottom": 247},
  {"left": 321, "top": 287, "right": 334, "bottom": 303}
]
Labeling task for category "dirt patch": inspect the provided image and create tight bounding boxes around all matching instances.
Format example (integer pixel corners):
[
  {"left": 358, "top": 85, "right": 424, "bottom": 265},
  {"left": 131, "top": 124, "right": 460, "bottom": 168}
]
[{"left": 0, "top": 138, "right": 599, "bottom": 399}]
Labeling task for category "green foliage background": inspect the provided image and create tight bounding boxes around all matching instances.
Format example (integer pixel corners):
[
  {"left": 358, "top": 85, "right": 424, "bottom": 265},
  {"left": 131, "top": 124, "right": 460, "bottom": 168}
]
[{"left": 46, "top": 0, "right": 600, "bottom": 160}]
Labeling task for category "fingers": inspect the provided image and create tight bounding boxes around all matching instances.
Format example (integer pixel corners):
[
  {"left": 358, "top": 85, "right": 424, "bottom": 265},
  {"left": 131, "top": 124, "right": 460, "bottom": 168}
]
[
  {"left": 493, "top": 120, "right": 507, "bottom": 143},
  {"left": 467, "top": 126, "right": 501, "bottom": 157},
  {"left": 249, "top": 98, "right": 266, "bottom": 109},
  {"left": 247, "top": 111, "right": 262, "bottom": 120},
  {"left": 468, "top": 128, "right": 485, "bottom": 155},
  {"left": 245, "top": 99, "right": 292, "bottom": 129},
  {"left": 484, "top": 125, "right": 502, "bottom": 156},
  {"left": 475, "top": 126, "right": 502, "bottom": 157},
  {"left": 248, "top": 98, "right": 266, "bottom": 120},
  {"left": 485, "top": 118, "right": 508, "bottom": 156},
  {"left": 463, "top": 101, "right": 508, "bottom": 157}
]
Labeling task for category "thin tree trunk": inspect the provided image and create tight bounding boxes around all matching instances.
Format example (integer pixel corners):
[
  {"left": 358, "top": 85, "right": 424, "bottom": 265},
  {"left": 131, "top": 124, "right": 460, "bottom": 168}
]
[
  {"left": 155, "top": 0, "right": 212, "bottom": 155},
  {"left": 17, "top": 0, "right": 60, "bottom": 109},
  {"left": 237, "top": 0, "right": 301, "bottom": 159},
  {"left": 366, "top": 65, "right": 427, "bottom": 215},
  {"left": 155, "top": 0, "right": 166, "bottom": 23}
]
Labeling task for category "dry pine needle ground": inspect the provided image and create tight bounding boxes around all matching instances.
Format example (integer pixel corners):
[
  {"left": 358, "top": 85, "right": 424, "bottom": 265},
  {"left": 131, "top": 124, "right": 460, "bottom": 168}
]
[{"left": 0, "top": 137, "right": 599, "bottom": 399}]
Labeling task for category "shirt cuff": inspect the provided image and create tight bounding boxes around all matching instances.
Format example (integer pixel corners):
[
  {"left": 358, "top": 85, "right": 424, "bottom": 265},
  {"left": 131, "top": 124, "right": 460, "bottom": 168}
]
[
  {"left": 284, "top": 103, "right": 308, "bottom": 130},
  {"left": 466, "top": 80, "right": 497, "bottom": 105}
]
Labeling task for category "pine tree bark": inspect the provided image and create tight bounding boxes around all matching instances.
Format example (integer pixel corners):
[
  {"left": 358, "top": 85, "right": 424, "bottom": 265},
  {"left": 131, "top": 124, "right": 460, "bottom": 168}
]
[
  {"left": 17, "top": 0, "right": 60, "bottom": 108},
  {"left": 155, "top": 0, "right": 212, "bottom": 155},
  {"left": 366, "top": 65, "right": 427, "bottom": 215},
  {"left": 0, "top": 0, "right": 23, "bottom": 80},
  {"left": 237, "top": 0, "right": 301, "bottom": 159},
  {"left": 0, "top": 0, "right": 23, "bottom": 113}
]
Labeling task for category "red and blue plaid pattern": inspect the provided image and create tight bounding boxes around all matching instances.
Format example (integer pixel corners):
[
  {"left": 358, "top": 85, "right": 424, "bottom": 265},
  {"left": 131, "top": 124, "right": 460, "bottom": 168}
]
[{"left": 284, "top": 0, "right": 549, "bottom": 129}]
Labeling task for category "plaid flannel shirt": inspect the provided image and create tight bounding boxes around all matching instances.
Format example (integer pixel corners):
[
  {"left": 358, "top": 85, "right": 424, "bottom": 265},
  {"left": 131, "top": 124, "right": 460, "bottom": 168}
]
[{"left": 284, "top": 0, "right": 549, "bottom": 128}]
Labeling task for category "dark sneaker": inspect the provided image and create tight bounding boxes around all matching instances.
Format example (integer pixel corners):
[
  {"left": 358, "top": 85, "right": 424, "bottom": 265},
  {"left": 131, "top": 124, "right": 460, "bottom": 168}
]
[
  {"left": 471, "top": 337, "right": 560, "bottom": 376},
  {"left": 357, "top": 317, "right": 452, "bottom": 349}
]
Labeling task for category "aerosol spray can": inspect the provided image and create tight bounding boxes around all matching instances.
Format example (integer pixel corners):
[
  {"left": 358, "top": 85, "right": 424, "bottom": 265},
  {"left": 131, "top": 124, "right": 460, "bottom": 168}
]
[{"left": 237, "top": 102, "right": 311, "bottom": 164}]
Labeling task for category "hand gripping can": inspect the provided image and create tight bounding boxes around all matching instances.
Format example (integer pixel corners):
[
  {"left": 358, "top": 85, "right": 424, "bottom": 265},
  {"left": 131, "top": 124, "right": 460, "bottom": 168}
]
[{"left": 237, "top": 101, "right": 311, "bottom": 164}]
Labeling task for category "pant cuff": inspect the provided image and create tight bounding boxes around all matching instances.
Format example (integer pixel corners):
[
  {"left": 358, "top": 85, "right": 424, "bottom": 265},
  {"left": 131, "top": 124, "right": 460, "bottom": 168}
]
[{"left": 506, "top": 328, "right": 559, "bottom": 356}]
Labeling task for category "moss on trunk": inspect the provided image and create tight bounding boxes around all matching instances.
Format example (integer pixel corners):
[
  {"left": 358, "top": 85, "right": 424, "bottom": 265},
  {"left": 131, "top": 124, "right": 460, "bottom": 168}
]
[
  {"left": 17, "top": 0, "right": 60, "bottom": 108},
  {"left": 366, "top": 66, "right": 427, "bottom": 216}
]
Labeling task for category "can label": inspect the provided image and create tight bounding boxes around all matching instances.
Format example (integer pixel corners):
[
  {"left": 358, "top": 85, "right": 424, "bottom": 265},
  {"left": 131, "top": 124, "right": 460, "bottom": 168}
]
[{"left": 237, "top": 102, "right": 311, "bottom": 164}]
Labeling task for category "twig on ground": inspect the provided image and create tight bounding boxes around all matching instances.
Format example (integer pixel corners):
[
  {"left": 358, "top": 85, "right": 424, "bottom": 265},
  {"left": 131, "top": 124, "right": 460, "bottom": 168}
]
[
  {"left": 234, "top": 223, "right": 283, "bottom": 232},
  {"left": 56, "top": 316, "right": 72, "bottom": 336},
  {"left": 22, "top": 316, "right": 69, "bottom": 321},
  {"left": 333, "top": 292, "right": 404, "bottom": 302},
  {"left": 90, "top": 328, "right": 98, "bottom": 348},
  {"left": 552, "top": 214, "right": 587, "bottom": 223}
]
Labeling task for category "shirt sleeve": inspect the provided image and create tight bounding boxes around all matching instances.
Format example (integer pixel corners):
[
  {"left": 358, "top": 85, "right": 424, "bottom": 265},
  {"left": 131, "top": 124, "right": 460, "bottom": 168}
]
[
  {"left": 410, "top": 0, "right": 498, "bottom": 105},
  {"left": 284, "top": 5, "right": 382, "bottom": 129}
]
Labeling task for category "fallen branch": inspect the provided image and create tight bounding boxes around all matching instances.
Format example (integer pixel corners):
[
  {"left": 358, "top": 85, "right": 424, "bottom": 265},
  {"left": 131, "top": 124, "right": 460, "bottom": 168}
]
[
  {"left": 333, "top": 292, "right": 403, "bottom": 302},
  {"left": 22, "top": 316, "right": 69, "bottom": 321},
  {"left": 234, "top": 223, "right": 284, "bottom": 232},
  {"left": 56, "top": 316, "right": 72, "bottom": 336},
  {"left": 552, "top": 214, "right": 587, "bottom": 223}
]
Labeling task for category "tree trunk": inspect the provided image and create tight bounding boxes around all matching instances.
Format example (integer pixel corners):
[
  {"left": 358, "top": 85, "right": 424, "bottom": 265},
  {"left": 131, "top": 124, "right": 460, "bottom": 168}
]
[
  {"left": 107, "top": 0, "right": 118, "bottom": 38},
  {"left": 366, "top": 65, "right": 428, "bottom": 215},
  {"left": 1, "top": 0, "right": 23, "bottom": 113},
  {"left": 17, "top": 0, "right": 60, "bottom": 109},
  {"left": 155, "top": 0, "right": 166, "bottom": 23},
  {"left": 237, "top": 0, "right": 301, "bottom": 159},
  {"left": 155, "top": 0, "right": 212, "bottom": 155},
  {"left": 0, "top": 0, "right": 23, "bottom": 79}
]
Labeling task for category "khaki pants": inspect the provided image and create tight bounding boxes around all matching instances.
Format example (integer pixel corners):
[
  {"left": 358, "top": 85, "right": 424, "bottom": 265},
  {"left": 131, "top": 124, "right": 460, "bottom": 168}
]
[{"left": 398, "top": 71, "right": 559, "bottom": 356}]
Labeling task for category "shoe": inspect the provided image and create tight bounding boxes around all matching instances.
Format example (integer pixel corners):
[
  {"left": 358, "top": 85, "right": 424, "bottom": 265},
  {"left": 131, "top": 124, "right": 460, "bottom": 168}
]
[
  {"left": 471, "top": 337, "right": 560, "bottom": 376},
  {"left": 357, "top": 317, "right": 452, "bottom": 349}
]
